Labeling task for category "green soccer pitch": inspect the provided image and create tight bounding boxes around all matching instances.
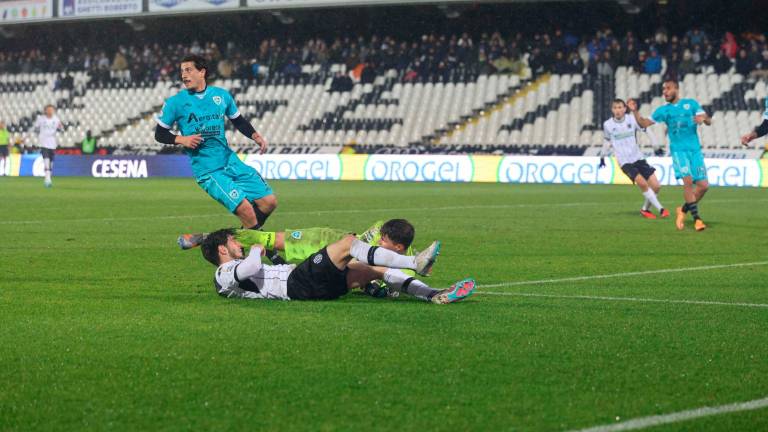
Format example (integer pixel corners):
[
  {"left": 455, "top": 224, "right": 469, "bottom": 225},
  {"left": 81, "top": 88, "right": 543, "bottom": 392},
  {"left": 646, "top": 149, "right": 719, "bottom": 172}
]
[{"left": 1, "top": 177, "right": 767, "bottom": 431}]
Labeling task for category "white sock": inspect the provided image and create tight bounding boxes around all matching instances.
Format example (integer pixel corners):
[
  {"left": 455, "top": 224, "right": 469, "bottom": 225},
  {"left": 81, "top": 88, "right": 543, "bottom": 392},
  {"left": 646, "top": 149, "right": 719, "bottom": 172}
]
[
  {"left": 383, "top": 269, "right": 438, "bottom": 301},
  {"left": 642, "top": 198, "right": 650, "bottom": 211},
  {"left": 642, "top": 189, "right": 663, "bottom": 211},
  {"left": 350, "top": 239, "right": 415, "bottom": 269}
]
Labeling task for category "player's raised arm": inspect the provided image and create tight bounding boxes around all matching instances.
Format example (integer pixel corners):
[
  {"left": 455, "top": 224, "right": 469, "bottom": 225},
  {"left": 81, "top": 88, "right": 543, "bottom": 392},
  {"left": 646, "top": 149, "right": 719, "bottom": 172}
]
[
  {"left": 627, "top": 99, "right": 654, "bottom": 129},
  {"left": 234, "top": 245, "right": 266, "bottom": 280}
]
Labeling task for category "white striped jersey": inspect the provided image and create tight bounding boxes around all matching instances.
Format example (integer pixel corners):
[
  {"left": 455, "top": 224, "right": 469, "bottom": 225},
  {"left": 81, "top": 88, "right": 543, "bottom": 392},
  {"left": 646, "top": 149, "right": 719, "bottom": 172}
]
[
  {"left": 601, "top": 115, "right": 651, "bottom": 166},
  {"left": 214, "top": 259, "right": 293, "bottom": 300},
  {"left": 34, "top": 115, "right": 62, "bottom": 149}
]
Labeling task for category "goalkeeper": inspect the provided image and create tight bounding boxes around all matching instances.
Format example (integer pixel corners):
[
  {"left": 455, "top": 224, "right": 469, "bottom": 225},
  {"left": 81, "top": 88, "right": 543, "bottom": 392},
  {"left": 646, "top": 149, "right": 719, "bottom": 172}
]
[{"left": 179, "top": 219, "right": 421, "bottom": 298}]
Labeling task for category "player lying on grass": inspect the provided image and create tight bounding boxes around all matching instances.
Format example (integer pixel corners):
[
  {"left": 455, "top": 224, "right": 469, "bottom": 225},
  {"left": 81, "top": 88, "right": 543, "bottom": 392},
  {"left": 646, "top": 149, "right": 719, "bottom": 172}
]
[
  {"left": 599, "top": 98, "right": 669, "bottom": 219},
  {"left": 182, "top": 219, "right": 422, "bottom": 298},
  {"left": 201, "top": 228, "right": 475, "bottom": 304}
]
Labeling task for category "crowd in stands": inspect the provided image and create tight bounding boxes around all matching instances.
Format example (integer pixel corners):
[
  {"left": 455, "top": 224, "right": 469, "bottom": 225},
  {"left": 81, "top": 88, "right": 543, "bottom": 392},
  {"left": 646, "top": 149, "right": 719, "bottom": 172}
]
[{"left": 2, "top": 26, "right": 768, "bottom": 83}]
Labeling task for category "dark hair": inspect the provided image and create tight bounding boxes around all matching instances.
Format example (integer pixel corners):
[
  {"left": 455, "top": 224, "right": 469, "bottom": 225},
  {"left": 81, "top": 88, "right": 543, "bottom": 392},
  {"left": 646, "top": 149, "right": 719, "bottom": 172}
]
[
  {"left": 181, "top": 54, "right": 209, "bottom": 80},
  {"left": 44, "top": 104, "right": 55, "bottom": 110},
  {"left": 663, "top": 78, "right": 679, "bottom": 88},
  {"left": 380, "top": 219, "right": 415, "bottom": 249},
  {"left": 612, "top": 98, "right": 627, "bottom": 107},
  {"left": 201, "top": 228, "right": 235, "bottom": 266}
]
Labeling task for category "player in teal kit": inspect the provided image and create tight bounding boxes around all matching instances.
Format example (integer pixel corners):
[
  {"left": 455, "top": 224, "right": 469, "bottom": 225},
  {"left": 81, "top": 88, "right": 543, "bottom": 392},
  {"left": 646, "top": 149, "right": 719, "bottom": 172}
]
[
  {"left": 629, "top": 79, "right": 712, "bottom": 231},
  {"left": 154, "top": 55, "right": 277, "bottom": 231}
]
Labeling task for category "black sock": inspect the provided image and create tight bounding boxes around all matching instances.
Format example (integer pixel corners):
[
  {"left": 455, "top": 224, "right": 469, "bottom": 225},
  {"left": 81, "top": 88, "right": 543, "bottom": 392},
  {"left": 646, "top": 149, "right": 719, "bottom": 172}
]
[
  {"left": 253, "top": 203, "right": 271, "bottom": 228},
  {"left": 682, "top": 202, "right": 690, "bottom": 213},
  {"left": 687, "top": 202, "right": 700, "bottom": 220}
]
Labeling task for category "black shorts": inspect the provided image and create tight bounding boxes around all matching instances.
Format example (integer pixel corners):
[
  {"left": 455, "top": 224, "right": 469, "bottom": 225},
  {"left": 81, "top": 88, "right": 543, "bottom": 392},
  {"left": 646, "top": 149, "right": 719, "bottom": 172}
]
[
  {"left": 0, "top": 146, "right": 7, "bottom": 157},
  {"left": 287, "top": 247, "right": 349, "bottom": 300},
  {"left": 621, "top": 159, "right": 655, "bottom": 182},
  {"left": 41, "top": 148, "right": 55, "bottom": 161}
]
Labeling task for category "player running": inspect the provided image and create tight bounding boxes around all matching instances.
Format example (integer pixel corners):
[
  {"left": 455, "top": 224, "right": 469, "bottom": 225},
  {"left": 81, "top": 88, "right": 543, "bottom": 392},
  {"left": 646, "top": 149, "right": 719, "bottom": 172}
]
[
  {"left": 154, "top": 55, "right": 276, "bottom": 230},
  {"left": 34, "top": 105, "right": 63, "bottom": 188},
  {"left": 740, "top": 97, "right": 768, "bottom": 147},
  {"left": 0, "top": 121, "right": 10, "bottom": 176},
  {"left": 202, "top": 228, "right": 474, "bottom": 304},
  {"left": 599, "top": 99, "right": 669, "bottom": 219},
  {"left": 628, "top": 79, "right": 712, "bottom": 231}
]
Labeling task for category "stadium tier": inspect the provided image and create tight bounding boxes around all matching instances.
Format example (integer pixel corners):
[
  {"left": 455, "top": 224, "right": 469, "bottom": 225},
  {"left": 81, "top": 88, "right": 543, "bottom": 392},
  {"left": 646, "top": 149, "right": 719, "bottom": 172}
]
[{"left": 1, "top": 66, "right": 766, "bottom": 154}]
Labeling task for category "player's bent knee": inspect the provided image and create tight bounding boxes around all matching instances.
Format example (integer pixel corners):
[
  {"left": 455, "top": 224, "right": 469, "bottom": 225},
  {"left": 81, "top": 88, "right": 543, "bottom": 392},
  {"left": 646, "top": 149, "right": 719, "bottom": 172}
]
[{"left": 236, "top": 201, "right": 258, "bottom": 226}]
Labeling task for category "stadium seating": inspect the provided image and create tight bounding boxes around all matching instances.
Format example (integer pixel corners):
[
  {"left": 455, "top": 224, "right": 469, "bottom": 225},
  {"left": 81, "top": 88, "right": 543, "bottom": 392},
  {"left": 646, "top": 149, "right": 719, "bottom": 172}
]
[{"left": 1, "top": 66, "right": 766, "bottom": 154}]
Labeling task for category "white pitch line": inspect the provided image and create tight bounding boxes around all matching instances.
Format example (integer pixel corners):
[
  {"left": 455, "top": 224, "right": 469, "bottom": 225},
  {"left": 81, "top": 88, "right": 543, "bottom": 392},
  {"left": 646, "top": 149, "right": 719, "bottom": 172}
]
[
  {"left": 1, "top": 197, "right": 765, "bottom": 226},
  {"left": 479, "top": 291, "right": 768, "bottom": 309},
  {"left": 567, "top": 395, "right": 768, "bottom": 432},
  {"left": 479, "top": 261, "right": 768, "bottom": 289}
]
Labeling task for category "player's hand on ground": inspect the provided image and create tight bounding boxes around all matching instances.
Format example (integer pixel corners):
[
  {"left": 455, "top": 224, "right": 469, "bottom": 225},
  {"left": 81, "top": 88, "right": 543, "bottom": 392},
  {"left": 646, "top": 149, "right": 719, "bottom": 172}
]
[
  {"left": 176, "top": 134, "right": 202, "bottom": 149},
  {"left": 740, "top": 132, "right": 756, "bottom": 146},
  {"left": 627, "top": 99, "right": 638, "bottom": 112},
  {"left": 252, "top": 132, "right": 268, "bottom": 154},
  {"left": 598, "top": 157, "right": 606, "bottom": 168}
]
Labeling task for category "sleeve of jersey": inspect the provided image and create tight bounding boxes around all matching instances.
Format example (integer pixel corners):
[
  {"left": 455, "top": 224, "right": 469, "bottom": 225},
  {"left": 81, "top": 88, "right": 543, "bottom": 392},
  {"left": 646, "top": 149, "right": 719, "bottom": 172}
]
[
  {"left": 692, "top": 100, "right": 706, "bottom": 115},
  {"left": 600, "top": 123, "right": 612, "bottom": 156},
  {"left": 650, "top": 107, "right": 664, "bottom": 124},
  {"left": 214, "top": 260, "right": 265, "bottom": 299},
  {"left": 155, "top": 100, "right": 177, "bottom": 129},
  {"left": 225, "top": 92, "right": 240, "bottom": 119}
]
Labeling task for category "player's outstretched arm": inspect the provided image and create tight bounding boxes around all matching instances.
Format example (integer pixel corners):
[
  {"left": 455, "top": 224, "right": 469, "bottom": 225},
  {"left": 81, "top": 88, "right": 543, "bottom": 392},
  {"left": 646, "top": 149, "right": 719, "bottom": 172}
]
[
  {"left": 741, "top": 119, "right": 768, "bottom": 146},
  {"left": 627, "top": 99, "right": 654, "bottom": 129}
]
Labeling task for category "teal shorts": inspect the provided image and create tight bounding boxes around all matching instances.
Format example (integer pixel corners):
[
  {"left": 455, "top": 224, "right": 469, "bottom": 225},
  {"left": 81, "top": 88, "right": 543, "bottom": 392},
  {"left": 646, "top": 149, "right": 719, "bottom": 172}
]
[
  {"left": 196, "top": 158, "right": 273, "bottom": 213},
  {"left": 671, "top": 149, "right": 708, "bottom": 182}
]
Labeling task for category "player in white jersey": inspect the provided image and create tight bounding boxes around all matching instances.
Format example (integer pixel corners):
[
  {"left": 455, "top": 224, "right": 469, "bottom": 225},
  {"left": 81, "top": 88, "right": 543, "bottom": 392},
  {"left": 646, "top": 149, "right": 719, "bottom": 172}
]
[
  {"left": 599, "top": 99, "right": 669, "bottom": 219},
  {"left": 34, "top": 105, "right": 63, "bottom": 188},
  {"left": 201, "top": 229, "right": 476, "bottom": 304}
]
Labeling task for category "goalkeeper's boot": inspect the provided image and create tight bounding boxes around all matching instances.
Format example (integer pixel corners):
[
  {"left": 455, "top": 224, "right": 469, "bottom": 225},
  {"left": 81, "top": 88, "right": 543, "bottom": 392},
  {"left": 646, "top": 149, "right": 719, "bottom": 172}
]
[
  {"left": 178, "top": 233, "right": 207, "bottom": 250},
  {"left": 675, "top": 207, "right": 686, "bottom": 230},
  {"left": 414, "top": 240, "right": 441, "bottom": 276},
  {"left": 660, "top": 208, "right": 670, "bottom": 218},
  {"left": 431, "top": 278, "right": 476, "bottom": 304},
  {"left": 694, "top": 219, "right": 707, "bottom": 232},
  {"left": 640, "top": 209, "right": 656, "bottom": 219}
]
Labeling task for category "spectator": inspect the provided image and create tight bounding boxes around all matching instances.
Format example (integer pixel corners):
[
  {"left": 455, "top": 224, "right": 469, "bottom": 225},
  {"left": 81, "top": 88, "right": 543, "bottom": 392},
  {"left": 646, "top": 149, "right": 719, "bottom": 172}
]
[
  {"left": 735, "top": 49, "right": 754, "bottom": 75},
  {"left": 644, "top": 50, "right": 662, "bottom": 74},
  {"left": 721, "top": 32, "right": 739, "bottom": 59},
  {"left": 81, "top": 130, "right": 97, "bottom": 155},
  {"left": 596, "top": 51, "right": 614, "bottom": 77},
  {"left": 678, "top": 49, "right": 697, "bottom": 76}
]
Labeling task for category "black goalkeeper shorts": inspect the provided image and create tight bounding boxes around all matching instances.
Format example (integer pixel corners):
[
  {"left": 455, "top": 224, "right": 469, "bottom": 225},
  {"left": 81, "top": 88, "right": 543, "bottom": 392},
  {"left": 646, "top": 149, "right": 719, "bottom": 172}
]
[{"left": 287, "top": 247, "right": 349, "bottom": 300}]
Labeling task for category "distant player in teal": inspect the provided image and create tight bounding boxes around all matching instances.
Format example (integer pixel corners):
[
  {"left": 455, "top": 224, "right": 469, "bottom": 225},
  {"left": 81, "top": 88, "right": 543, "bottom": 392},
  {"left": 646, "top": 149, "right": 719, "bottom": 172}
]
[
  {"left": 740, "top": 97, "right": 768, "bottom": 147},
  {"left": 154, "top": 55, "right": 277, "bottom": 232},
  {"left": 628, "top": 79, "right": 712, "bottom": 232}
]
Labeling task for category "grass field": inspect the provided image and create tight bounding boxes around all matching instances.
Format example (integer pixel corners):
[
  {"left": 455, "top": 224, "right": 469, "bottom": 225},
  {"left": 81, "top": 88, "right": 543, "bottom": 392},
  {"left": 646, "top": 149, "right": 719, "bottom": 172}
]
[{"left": 1, "top": 177, "right": 767, "bottom": 431}]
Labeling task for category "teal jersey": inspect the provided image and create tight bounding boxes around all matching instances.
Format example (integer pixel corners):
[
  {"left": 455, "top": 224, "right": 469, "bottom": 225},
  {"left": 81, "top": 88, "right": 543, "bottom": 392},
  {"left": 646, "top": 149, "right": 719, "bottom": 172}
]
[
  {"left": 156, "top": 86, "right": 240, "bottom": 178},
  {"left": 651, "top": 98, "right": 705, "bottom": 152}
]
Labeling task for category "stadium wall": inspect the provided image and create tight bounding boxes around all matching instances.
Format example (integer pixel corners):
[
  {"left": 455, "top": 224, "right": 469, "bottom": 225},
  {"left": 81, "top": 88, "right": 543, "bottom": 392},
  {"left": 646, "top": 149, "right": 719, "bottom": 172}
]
[{"left": 5, "top": 154, "right": 768, "bottom": 187}]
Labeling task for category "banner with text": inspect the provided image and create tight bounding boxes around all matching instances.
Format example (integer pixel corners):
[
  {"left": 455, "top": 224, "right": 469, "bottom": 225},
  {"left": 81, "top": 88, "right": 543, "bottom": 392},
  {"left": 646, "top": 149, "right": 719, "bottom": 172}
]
[
  {"left": 0, "top": 0, "right": 52, "bottom": 23},
  {"left": 10, "top": 154, "right": 768, "bottom": 188},
  {"left": 59, "top": 0, "right": 140, "bottom": 16},
  {"left": 149, "top": 0, "right": 239, "bottom": 12}
]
